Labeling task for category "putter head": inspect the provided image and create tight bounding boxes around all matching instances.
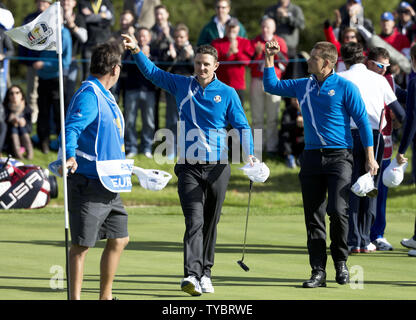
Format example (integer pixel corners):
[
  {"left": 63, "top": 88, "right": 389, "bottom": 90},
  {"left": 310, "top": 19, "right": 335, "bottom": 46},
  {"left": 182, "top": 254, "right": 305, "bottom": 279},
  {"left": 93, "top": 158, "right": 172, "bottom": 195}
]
[
  {"left": 237, "top": 260, "right": 250, "bottom": 272},
  {"left": 367, "top": 187, "right": 378, "bottom": 198}
]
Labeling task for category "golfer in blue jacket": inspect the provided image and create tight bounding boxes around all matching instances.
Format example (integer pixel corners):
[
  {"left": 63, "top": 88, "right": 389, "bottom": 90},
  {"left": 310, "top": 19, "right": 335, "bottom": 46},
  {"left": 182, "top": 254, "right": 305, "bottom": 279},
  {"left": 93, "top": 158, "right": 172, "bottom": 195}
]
[
  {"left": 263, "top": 40, "right": 379, "bottom": 288},
  {"left": 122, "top": 34, "right": 255, "bottom": 296}
]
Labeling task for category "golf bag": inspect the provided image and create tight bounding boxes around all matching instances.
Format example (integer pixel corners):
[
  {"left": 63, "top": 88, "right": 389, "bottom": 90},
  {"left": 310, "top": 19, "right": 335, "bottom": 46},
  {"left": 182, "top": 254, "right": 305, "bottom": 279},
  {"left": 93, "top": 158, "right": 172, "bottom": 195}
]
[{"left": 0, "top": 158, "right": 58, "bottom": 209}]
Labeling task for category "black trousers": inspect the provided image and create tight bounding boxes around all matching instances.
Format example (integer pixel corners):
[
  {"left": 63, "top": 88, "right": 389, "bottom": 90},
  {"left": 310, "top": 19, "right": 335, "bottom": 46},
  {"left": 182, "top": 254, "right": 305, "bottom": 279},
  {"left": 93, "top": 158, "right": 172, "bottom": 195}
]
[
  {"left": 37, "top": 77, "right": 61, "bottom": 144},
  {"left": 347, "top": 130, "right": 384, "bottom": 249},
  {"left": 174, "top": 162, "right": 231, "bottom": 279},
  {"left": 299, "top": 148, "right": 353, "bottom": 271}
]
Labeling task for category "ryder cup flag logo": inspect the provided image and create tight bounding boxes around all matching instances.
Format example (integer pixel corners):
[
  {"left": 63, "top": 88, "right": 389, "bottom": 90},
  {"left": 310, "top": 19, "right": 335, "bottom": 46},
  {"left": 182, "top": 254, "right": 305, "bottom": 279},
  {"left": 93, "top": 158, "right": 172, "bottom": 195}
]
[
  {"left": 27, "top": 22, "right": 53, "bottom": 46},
  {"left": 5, "top": 2, "right": 58, "bottom": 51}
]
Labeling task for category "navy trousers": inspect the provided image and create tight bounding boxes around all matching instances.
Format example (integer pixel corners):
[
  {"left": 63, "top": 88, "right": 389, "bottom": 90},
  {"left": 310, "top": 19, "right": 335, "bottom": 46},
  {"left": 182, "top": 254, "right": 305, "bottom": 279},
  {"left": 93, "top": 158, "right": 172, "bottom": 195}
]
[
  {"left": 175, "top": 162, "right": 231, "bottom": 279},
  {"left": 299, "top": 148, "right": 353, "bottom": 271}
]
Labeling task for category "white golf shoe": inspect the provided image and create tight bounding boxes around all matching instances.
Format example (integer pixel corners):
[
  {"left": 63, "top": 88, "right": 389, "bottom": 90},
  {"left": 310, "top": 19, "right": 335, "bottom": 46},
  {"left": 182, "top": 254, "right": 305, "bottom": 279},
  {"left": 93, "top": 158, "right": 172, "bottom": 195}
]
[
  {"left": 200, "top": 275, "right": 214, "bottom": 293},
  {"left": 373, "top": 238, "right": 393, "bottom": 251},
  {"left": 401, "top": 237, "right": 416, "bottom": 249},
  {"left": 408, "top": 249, "right": 416, "bottom": 257},
  {"left": 180, "top": 276, "right": 202, "bottom": 296}
]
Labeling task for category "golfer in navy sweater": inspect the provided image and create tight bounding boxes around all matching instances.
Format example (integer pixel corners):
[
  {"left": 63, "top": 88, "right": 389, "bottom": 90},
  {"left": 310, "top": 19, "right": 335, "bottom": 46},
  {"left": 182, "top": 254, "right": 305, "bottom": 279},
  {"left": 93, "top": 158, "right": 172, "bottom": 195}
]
[
  {"left": 263, "top": 40, "right": 378, "bottom": 288},
  {"left": 122, "top": 34, "right": 255, "bottom": 296}
]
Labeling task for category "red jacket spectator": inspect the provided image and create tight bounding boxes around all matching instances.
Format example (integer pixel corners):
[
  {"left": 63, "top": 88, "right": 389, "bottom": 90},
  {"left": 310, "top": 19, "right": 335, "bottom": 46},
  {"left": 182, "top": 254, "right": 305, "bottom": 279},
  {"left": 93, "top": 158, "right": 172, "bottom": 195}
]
[
  {"left": 249, "top": 34, "right": 288, "bottom": 80},
  {"left": 380, "top": 28, "right": 411, "bottom": 53},
  {"left": 211, "top": 36, "right": 254, "bottom": 90}
]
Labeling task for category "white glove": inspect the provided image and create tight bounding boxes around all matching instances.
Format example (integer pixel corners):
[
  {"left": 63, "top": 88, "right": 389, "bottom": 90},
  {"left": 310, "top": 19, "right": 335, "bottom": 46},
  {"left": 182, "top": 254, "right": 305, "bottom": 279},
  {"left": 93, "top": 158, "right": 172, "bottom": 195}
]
[
  {"left": 132, "top": 166, "right": 172, "bottom": 191},
  {"left": 351, "top": 172, "right": 375, "bottom": 197},
  {"left": 239, "top": 161, "right": 270, "bottom": 183}
]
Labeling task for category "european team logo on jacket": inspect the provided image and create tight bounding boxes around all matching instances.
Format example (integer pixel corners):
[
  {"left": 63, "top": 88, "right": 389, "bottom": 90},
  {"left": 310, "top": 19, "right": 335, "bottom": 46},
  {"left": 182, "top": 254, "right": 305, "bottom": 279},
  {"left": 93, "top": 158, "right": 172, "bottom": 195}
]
[
  {"left": 27, "top": 22, "right": 53, "bottom": 46},
  {"left": 328, "top": 89, "right": 335, "bottom": 96},
  {"left": 214, "top": 95, "right": 222, "bottom": 103}
]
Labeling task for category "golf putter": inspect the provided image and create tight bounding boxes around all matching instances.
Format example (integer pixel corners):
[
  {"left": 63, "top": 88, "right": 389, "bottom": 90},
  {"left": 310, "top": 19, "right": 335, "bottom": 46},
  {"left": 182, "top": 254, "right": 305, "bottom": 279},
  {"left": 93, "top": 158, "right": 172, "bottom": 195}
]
[
  {"left": 367, "top": 109, "right": 385, "bottom": 198},
  {"left": 237, "top": 180, "right": 253, "bottom": 272}
]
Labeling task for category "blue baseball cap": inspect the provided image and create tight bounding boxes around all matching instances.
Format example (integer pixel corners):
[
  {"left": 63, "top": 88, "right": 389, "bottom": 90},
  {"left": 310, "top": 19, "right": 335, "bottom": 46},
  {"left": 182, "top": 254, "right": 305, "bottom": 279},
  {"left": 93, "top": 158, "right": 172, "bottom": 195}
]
[
  {"left": 398, "top": 1, "right": 411, "bottom": 11},
  {"left": 353, "top": 0, "right": 362, "bottom": 4},
  {"left": 381, "top": 12, "right": 394, "bottom": 21}
]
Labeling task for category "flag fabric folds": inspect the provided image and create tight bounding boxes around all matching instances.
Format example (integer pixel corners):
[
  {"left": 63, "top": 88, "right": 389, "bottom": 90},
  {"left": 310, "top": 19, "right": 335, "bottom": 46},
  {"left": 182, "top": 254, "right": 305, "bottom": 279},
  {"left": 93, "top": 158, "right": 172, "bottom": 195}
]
[{"left": 5, "top": 2, "right": 58, "bottom": 51}]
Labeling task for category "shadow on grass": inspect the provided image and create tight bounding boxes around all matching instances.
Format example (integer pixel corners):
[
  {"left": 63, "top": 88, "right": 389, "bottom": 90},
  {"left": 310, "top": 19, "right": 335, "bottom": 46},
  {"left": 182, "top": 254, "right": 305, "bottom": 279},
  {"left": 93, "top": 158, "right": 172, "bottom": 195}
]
[{"left": 0, "top": 239, "right": 308, "bottom": 255}]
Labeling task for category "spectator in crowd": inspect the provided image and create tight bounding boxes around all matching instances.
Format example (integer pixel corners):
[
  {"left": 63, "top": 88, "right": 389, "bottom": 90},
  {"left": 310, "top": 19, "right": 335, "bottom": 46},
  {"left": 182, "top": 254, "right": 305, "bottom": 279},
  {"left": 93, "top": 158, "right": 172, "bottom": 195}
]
[
  {"left": 123, "top": 0, "right": 161, "bottom": 29},
  {"left": 3, "top": 85, "right": 33, "bottom": 160},
  {"left": 197, "top": 0, "right": 247, "bottom": 47},
  {"left": 323, "top": 15, "right": 364, "bottom": 72},
  {"left": 62, "top": 0, "right": 87, "bottom": 106},
  {"left": 32, "top": 23, "right": 72, "bottom": 154},
  {"left": 211, "top": 18, "right": 254, "bottom": 105},
  {"left": 396, "top": 1, "right": 416, "bottom": 43},
  {"left": 164, "top": 23, "right": 195, "bottom": 160},
  {"left": 19, "top": 0, "right": 52, "bottom": 124},
  {"left": 249, "top": 17, "right": 288, "bottom": 157},
  {"left": 0, "top": 89, "right": 7, "bottom": 156},
  {"left": 277, "top": 97, "right": 304, "bottom": 168},
  {"left": 397, "top": 44, "right": 416, "bottom": 256},
  {"left": 119, "top": 27, "right": 156, "bottom": 159},
  {"left": 78, "top": 0, "right": 114, "bottom": 80},
  {"left": 0, "top": 15, "right": 14, "bottom": 102},
  {"left": 264, "top": 0, "right": 305, "bottom": 79},
  {"left": 112, "top": 10, "right": 136, "bottom": 46},
  {"left": 366, "top": 47, "right": 405, "bottom": 251},
  {"left": 338, "top": 0, "right": 364, "bottom": 29},
  {"left": 150, "top": 4, "right": 175, "bottom": 132},
  {"left": 338, "top": 42, "right": 404, "bottom": 254},
  {"left": 379, "top": 11, "right": 411, "bottom": 57}
]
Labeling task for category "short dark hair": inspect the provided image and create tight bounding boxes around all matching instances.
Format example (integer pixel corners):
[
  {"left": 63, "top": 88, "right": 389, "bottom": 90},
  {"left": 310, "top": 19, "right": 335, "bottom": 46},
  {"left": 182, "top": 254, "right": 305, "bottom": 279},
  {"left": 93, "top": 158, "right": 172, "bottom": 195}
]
[
  {"left": 154, "top": 4, "right": 168, "bottom": 12},
  {"left": 368, "top": 47, "right": 390, "bottom": 61},
  {"left": 340, "top": 42, "right": 365, "bottom": 66},
  {"left": 90, "top": 42, "right": 122, "bottom": 76},
  {"left": 313, "top": 41, "right": 338, "bottom": 67},
  {"left": 195, "top": 44, "right": 218, "bottom": 62}
]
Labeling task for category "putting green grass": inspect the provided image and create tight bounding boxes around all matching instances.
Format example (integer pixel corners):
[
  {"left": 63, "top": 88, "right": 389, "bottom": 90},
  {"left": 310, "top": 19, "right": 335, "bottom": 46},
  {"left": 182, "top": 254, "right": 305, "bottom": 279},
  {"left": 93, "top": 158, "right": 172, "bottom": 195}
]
[{"left": 0, "top": 207, "right": 415, "bottom": 300}]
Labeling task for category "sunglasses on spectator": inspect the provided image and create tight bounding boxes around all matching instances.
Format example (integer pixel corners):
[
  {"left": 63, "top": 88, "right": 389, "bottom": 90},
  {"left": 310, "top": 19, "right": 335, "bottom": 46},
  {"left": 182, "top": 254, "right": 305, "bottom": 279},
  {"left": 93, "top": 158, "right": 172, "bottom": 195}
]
[{"left": 370, "top": 60, "right": 390, "bottom": 69}]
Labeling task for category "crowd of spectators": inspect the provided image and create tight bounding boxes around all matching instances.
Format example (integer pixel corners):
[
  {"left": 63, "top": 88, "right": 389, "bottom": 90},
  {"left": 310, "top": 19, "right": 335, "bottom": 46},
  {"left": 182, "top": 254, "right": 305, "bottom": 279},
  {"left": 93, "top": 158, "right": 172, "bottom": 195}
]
[{"left": 0, "top": 0, "right": 414, "bottom": 183}]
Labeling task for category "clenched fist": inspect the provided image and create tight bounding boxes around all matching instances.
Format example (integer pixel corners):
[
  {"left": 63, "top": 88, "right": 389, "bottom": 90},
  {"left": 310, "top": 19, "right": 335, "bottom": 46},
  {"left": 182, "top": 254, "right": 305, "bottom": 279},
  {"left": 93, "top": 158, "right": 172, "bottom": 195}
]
[{"left": 265, "top": 41, "right": 280, "bottom": 57}]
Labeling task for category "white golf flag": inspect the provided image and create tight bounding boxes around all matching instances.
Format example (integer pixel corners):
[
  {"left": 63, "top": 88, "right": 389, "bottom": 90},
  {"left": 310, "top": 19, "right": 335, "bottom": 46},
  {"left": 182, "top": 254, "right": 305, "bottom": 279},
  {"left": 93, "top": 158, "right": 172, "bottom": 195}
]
[{"left": 5, "top": 2, "right": 58, "bottom": 51}]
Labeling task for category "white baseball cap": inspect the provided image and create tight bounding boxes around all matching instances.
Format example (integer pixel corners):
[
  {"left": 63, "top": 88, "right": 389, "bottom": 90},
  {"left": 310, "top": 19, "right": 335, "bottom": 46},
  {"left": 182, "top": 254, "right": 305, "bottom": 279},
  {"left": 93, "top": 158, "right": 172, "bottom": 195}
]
[
  {"left": 132, "top": 166, "right": 172, "bottom": 191},
  {"left": 351, "top": 172, "right": 375, "bottom": 197},
  {"left": 239, "top": 162, "right": 270, "bottom": 183},
  {"left": 382, "top": 158, "right": 408, "bottom": 188}
]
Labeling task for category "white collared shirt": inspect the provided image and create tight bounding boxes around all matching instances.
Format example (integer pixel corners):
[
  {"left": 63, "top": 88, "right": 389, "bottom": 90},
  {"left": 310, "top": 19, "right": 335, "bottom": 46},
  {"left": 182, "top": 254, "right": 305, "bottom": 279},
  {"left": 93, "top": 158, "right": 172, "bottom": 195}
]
[{"left": 338, "top": 63, "right": 397, "bottom": 130}]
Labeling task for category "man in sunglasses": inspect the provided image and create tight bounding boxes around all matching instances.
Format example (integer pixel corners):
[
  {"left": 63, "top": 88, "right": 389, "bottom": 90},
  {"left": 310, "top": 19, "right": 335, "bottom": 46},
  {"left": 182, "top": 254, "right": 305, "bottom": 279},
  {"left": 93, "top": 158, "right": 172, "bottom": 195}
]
[
  {"left": 365, "top": 47, "right": 402, "bottom": 251},
  {"left": 339, "top": 43, "right": 405, "bottom": 254}
]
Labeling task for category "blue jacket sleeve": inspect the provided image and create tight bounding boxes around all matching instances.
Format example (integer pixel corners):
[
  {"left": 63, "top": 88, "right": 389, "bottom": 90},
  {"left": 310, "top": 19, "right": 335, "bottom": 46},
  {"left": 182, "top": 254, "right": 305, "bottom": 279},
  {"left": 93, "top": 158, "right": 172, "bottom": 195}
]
[
  {"left": 263, "top": 66, "right": 298, "bottom": 98},
  {"left": 345, "top": 82, "right": 373, "bottom": 147},
  {"left": 132, "top": 51, "right": 184, "bottom": 95},
  {"left": 226, "top": 89, "right": 254, "bottom": 156},
  {"left": 65, "top": 90, "right": 98, "bottom": 159},
  {"left": 398, "top": 78, "right": 416, "bottom": 154}
]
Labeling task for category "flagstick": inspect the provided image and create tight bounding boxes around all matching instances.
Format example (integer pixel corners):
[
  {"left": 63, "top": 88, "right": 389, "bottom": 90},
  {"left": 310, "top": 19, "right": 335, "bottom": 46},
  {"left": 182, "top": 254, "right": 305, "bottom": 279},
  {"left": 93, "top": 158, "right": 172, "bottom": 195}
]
[{"left": 56, "top": 1, "right": 71, "bottom": 300}]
